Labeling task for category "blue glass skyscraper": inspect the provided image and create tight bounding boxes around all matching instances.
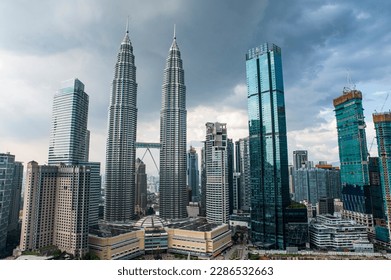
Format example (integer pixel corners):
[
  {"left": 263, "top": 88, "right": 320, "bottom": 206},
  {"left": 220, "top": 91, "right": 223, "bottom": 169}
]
[
  {"left": 246, "top": 43, "right": 290, "bottom": 249},
  {"left": 373, "top": 112, "right": 391, "bottom": 242},
  {"left": 48, "top": 78, "right": 89, "bottom": 165},
  {"left": 333, "top": 89, "right": 372, "bottom": 226}
]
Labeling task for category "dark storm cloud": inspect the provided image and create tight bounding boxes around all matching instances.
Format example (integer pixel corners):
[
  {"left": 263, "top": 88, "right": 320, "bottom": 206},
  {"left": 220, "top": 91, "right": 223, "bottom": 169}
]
[{"left": 2, "top": 0, "right": 391, "bottom": 165}]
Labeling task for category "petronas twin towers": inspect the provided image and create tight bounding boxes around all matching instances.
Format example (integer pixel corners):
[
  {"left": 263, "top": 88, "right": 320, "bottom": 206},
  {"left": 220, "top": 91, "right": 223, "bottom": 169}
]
[{"left": 104, "top": 24, "right": 187, "bottom": 222}]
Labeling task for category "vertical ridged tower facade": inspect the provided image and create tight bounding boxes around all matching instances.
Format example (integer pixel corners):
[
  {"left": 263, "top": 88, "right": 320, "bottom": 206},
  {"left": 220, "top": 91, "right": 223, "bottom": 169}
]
[
  {"left": 246, "top": 43, "right": 290, "bottom": 249},
  {"left": 105, "top": 25, "right": 138, "bottom": 222},
  {"left": 159, "top": 30, "right": 187, "bottom": 219}
]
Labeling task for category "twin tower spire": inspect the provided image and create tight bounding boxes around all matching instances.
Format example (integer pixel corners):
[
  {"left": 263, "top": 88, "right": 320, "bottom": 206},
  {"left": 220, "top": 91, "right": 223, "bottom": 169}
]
[{"left": 104, "top": 21, "right": 187, "bottom": 222}]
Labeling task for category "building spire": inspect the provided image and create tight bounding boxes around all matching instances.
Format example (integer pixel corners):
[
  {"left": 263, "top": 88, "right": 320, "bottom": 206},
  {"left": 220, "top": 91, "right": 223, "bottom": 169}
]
[
  {"left": 173, "top": 24, "right": 176, "bottom": 40},
  {"left": 126, "top": 16, "right": 129, "bottom": 34}
]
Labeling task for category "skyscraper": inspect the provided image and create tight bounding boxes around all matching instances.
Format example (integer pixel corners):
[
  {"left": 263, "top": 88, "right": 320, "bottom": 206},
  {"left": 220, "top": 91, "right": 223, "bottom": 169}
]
[
  {"left": 333, "top": 89, "right": 372, "bottom": 226},
  {"left": 0, "top": 153, "right": 23, "bottom": 255},
  {"left": 135, "top": 158, "right": 147, "bottom": 216},
  {"left": 105, "top": 24, "right": 138, "bottom": 222},
  {"left": 187, "top": 146, "right": 200, "bottom": 202},
  {"left": 20, "top": 161, "right": 91, "bottom": 258},
  {"left": 235, "top": 137, "right": 251, "bottom": 211},
  {"left": 293, "top": 150, "right": 308, "bottom": 170},
  {"left": 333, "top": 89, "right": 369, "bottom": 186},
  {"left": 246, "top": 43, "right": 290, "bottom": 249},
  {"left": 48, "top": 78, "right": 89, "bottom": 165},
  {"left": 47, "top": 78, "right": 100, "bottom": 227},
  {"left": 373, "top": 112, "right": 391, "bottom": 241},
  {"left": 205, "top": 122, "right": 229, "bottom": 224},
  {"left": 159, "top": 29, "right": 187, "bottom": 219}
]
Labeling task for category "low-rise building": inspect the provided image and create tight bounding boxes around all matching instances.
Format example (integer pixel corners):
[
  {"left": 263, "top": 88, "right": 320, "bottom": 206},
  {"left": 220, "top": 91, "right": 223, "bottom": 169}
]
[
  {"left": 166, "top": 217, "right": 232, "bottom": 259},
  {"left": 309, "top": 214, "right": 373, "bottom": 252},
  {"left": 88, "top": 224, "right": 144, "bottom": 260}
]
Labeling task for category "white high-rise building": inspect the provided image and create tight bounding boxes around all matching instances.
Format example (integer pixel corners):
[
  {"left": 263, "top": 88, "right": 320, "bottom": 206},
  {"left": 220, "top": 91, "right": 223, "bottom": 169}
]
[
  {"left": 205, "top": 122, "right": 229, "bottom": 224},
  {"left": 48, "top": 78, "right": 89, "bottom": 165},
  {"left": 159, "top": 29, "right": 187, "bottom": 219},
  {"left": 105, "top": 24, "right": 138, "bottom": 222}
]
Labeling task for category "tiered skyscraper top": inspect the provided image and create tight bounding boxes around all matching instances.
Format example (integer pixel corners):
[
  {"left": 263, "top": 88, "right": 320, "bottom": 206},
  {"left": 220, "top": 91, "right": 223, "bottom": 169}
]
[
  {"left": 105, "top": 25, "right": 138, "bottom": 222},
  {"left": 159, "top": 29, "right": 188, "bottom": 219}
]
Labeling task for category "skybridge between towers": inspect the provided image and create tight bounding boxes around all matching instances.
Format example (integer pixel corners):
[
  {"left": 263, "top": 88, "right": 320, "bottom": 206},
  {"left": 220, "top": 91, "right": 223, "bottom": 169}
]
[{"left": 135, "top": 142, "right": 160, "bottom": 174}]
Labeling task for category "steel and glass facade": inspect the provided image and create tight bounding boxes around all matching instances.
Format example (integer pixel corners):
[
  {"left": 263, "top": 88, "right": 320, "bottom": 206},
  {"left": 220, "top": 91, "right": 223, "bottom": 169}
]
[
  {"left": 105, "top": 29, "right": 138, "bottom": 222},
  {"left": 0, "top": 153, "right": 23, "bottom": 255},
  {"left": 187, "top": 146, "right": 200, "bottom": 202},
  {"left": 373, "top": 112, "right": 391, "bottom": 241},
  {"left": 159, "top": 33, "right": 187, "bottom": 219},
  {"left": 333, "top": 90, "right": 372, "bottom": 225},
  {"left": 246, "top": 43, "right": 290, "bottom": 249},
  {"left": 235, "top": 137, "right": 251, "bottom": 211},
  {"left": 333, "top": 90, "right": 369, "bottom": 186},
  {"left": 48, "top": 78, "right": 89, "bottom": 165}
]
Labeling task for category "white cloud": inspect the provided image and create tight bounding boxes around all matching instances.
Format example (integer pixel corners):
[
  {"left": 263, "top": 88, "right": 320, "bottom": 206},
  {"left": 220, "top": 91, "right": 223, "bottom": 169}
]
[{"left": 288, "top": 109, "right": 339, "bottom": 164}]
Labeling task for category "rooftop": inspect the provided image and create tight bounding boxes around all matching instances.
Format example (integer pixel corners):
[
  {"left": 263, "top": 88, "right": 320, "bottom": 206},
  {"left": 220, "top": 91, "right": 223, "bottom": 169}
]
[
  {"left": 167, "top": 217, "right": 224, "bottom": 232},
  {"left": 89, "top": 223, "right": 141, "bottom": 238}
]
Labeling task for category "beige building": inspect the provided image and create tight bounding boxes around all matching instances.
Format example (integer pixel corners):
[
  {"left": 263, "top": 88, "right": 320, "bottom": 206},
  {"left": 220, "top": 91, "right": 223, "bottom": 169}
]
[
  {"left": 20, "top": 162, "right": 57, "bottom": 251},
  {"left": 88, "top": 216, "right": 232, "bottom": 260},
  {"left": 166, "top": 218, "right": 232, "bottom": 259},
  {"left": 89, "top": 224, "right": 144, "bottom": 260},
  {"left": 53, "top": 165, "right": 91, "bottom": 257},
  {"left": 20, "top": 161, "right": 91, "bottom": 258}
]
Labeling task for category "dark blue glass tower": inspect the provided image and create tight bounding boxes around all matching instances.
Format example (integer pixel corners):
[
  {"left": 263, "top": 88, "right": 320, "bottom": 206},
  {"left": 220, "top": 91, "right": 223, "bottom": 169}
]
[
  {"left": 333, "top": 90, "right": 373, "bottom": 225},
  {"left": 373, "top": 112, "right": 391, "bottom": 242},
  {"left": 246, "top": 43, "right": 290, "bottom": 249}
]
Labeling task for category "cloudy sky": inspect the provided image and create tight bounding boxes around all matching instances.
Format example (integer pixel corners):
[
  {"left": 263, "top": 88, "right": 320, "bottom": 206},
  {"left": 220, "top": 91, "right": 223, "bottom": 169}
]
[{"left": 1, "top": 0, "right": 391, "bottom": 176}]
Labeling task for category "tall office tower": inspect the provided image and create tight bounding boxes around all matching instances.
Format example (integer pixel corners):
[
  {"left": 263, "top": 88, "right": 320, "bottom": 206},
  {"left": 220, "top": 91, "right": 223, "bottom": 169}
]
[
  {"left": 135, "top": 158, "right": 147, "bottom": 216},
  {"left": 0, "top": 153, "right": 23, "bottom": 255},
  {"left": 20, "top": 161, "right": 91, "bottom": 258},
  {"left": 7, "top": 161, "right": 23, "bottom": 249},
  {"left": 368, "top": 157, "right": 385, "bottom": 221},
  {"left": 47, "top": 78, "right": 100, "bottom": 227},
  {"left": 373, "top": 112, "right": 391, "bottom": 241},
  {"left": 235, "top": 137, "right": 251, "bottom": 211},
  {"left": 200, "top": 147, "right": 207, "bottom": 217},
  {"left": 227, "top": 139, "right": 234, "bottom": 214},
  {"left": 105, "top": 25, "right": 138, "bottom": 222},
  {"left": 293, "top": 150, "right": 308, "bottom": 170},
  {"left": 54, "top": 165, "right": 90, "bottom": 258},
  {"left": 293, "top": 164, "right": 341, "bottom": 204},
  {"left": 48, "top": 78, "right": 89, "bottom": 165},
  {"left": 205, "top": 122, "right": 229, "bottom": 224},
  {"left": 20, "top": 162, "right": 58, "bottom": 252},
  {"left": 333, "top": 89, "right": 372, "bottom": 226},
  {"left": 159, "top": 29, "right": 187, "bottom": 219},
  {"left": 187, "top": 146, "right": 200, "bottom": 202},
  {"left": 232, "top": 172, "right": 241, "bottom": 210},
  {"left": 246, "top": 43, "right": 290, "bottom": 249}
]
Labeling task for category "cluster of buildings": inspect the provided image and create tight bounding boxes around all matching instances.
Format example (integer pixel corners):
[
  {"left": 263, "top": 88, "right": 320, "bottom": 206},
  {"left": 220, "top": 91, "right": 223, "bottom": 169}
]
[{"left": 1, "top": 21, "right": 391, "bottom": 260}]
